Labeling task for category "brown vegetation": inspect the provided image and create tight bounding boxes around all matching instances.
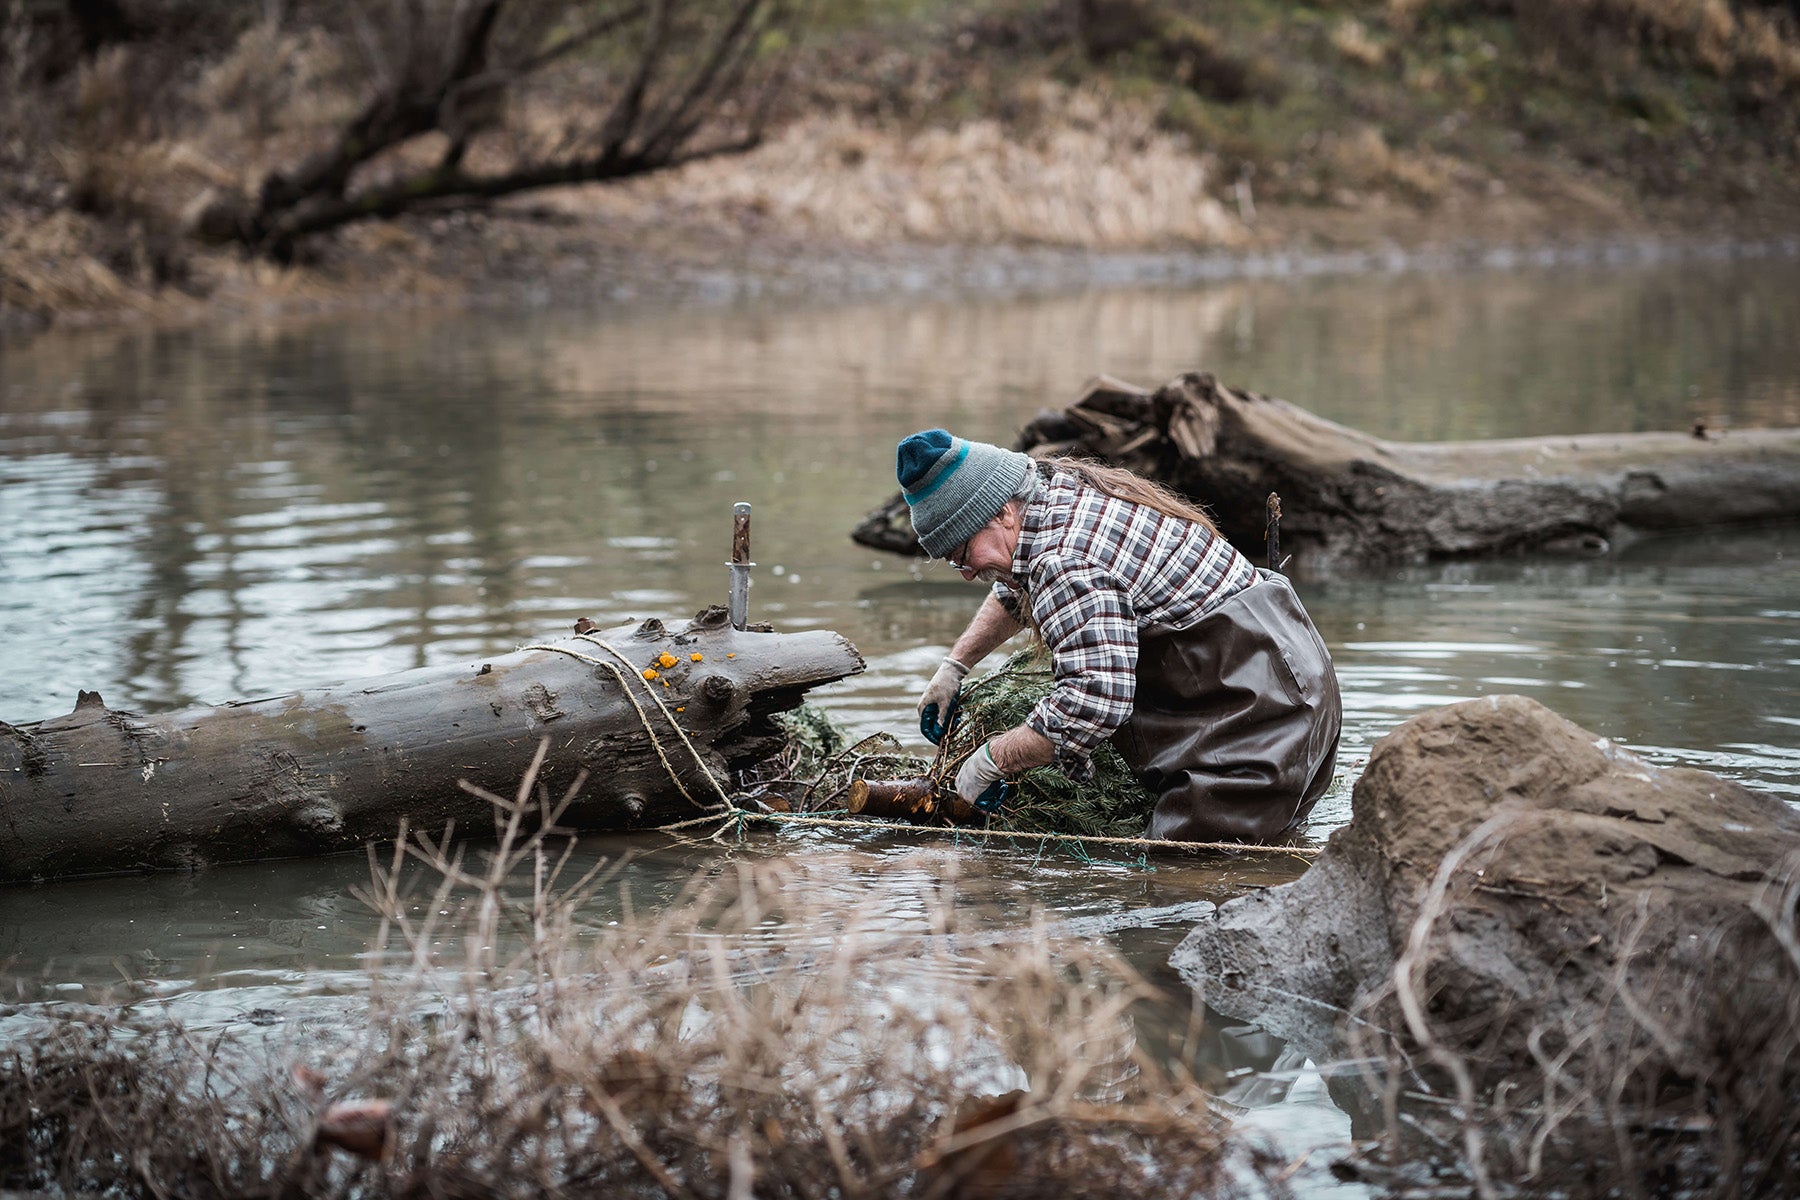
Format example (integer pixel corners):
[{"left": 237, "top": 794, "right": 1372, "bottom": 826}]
[
  {"left": 0, "top": 753, "right": 1264, "bottom": 1198},
  {"left": 2, "top": 0, "right": 1798, "bottom": 330}
]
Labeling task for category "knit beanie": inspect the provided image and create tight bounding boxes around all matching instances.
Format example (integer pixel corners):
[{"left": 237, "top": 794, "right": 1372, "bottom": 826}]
[{"left": 895, "top": 429, "right": 1033, "bottom": 559}]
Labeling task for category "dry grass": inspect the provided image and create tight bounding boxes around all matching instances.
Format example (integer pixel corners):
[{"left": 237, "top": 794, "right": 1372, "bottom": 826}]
[
  {"left": 0, "top": 747, "right": 1266, "bottom": 1198},
  {"left": 1330, "top": 18, "right": 1392, "bottom": 69},
  {"left": 1321, "top": 125, "right": 1455, "bottom": 206}
]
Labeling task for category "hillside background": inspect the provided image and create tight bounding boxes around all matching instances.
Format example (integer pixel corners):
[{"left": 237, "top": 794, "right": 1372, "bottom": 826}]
[{"left": 3, "top": 0, "right": 1797, "bottom": 331}]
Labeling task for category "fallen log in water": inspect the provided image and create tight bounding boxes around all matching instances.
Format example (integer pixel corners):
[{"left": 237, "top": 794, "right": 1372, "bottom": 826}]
[
  {"left": 0, "top": 607, "right": 864, "bottom": 885},
  {"left": 852, "top": 372, "right": 1800, "bottom": 571}
]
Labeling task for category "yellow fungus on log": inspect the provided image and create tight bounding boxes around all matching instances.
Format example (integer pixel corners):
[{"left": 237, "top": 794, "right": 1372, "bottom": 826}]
[
  {"left": 657, "top": 652, "right": 679, "bottom": 668},
  {"left": 641, "top": 668, "right": 658, "bottom": 681},
  {"left": 690, "top": 653, "right": 704, "bottom": 662}
]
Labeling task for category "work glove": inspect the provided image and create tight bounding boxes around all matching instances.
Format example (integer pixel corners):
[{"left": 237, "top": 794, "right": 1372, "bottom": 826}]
[
  {"left": 954, "top": 742, "right": 1014, "bottom": 814},
  {"left": 918, "top": 656, "right": 971, "bottom": 744}
]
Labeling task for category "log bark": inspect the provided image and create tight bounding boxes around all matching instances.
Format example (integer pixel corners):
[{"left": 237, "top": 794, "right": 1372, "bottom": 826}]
[
  {"left": 0, "top": 607, "right": 863, "bottom": 884},
  {"left": 851, "top": 372, "right": 1800, "bottom": 572}
]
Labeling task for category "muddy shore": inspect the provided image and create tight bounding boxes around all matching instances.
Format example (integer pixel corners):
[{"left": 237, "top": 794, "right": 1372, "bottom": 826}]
[
  {"left": 6, "top": 191, "right": 1798, "bottom": 342},
  {"left": 7, "top": 0, "right": 1798, "bottom": 340}
]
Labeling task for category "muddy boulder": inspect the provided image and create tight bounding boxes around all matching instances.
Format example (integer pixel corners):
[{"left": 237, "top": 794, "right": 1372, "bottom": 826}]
[{"left": 1173, "top": 694, "right": 1800, "bottom": 1100}]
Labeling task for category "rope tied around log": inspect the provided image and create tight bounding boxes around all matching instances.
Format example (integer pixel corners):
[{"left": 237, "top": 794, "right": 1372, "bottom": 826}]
[
  {"left": 518, "top": 635, "right": 735, "bottom": 813},
  {"left": 521, "top": 637, "right": 1322, "bottom": 861}
]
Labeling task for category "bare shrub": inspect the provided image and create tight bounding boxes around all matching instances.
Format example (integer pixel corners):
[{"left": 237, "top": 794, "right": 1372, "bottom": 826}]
[
  {"left": 197, "top": 20, "right": 348, "bottom": 142},
  {"left": 0, "top": 746, "right": 1260, "bottom": 1198},
  {"left": 180, "top": 0, "right": 799, "bottom": 259}
]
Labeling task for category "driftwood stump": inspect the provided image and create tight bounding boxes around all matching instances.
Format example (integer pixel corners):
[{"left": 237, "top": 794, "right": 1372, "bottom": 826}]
[
  {"left": 0, "top": 607, "right": 864, "bottom": 884},
  {"left": 852, "top": 372, "right": 1800, "bottom": 571}
]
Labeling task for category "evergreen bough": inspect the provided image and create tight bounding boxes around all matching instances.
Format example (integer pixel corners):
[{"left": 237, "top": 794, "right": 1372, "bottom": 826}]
[{"left": 777, "top": 652, "right": 1159, "bottom": 841}]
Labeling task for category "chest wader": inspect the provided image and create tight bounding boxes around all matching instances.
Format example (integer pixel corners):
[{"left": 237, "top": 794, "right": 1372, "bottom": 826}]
[{"left": 1111, "top": 570, "right": 1342, "bottom": 843}]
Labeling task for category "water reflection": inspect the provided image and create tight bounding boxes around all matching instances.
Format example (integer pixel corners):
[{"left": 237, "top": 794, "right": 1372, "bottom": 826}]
[{"left": 3, "top": 258, "right": 1798, "bottom": 1188}]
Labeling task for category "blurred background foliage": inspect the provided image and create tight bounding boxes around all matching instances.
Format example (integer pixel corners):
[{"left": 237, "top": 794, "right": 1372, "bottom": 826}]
[{"left": 2, "top": 0, "right": 1796, "bottom": 327}]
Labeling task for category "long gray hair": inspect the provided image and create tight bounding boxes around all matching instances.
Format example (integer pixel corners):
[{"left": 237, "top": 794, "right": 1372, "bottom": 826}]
[{"left": 1042, "top": 457, "right": 1221, "bottom": 533}]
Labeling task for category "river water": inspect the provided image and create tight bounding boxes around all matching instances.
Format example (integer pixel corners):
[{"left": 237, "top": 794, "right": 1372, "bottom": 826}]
[{"left": 3, "top": 251, "right": 1798, "bottom": 1188}]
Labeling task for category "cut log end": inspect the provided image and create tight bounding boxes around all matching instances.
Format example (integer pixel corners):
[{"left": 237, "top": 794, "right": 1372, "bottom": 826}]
[{"left": 845, "top": 777, "right": 975, "bottom": 824}]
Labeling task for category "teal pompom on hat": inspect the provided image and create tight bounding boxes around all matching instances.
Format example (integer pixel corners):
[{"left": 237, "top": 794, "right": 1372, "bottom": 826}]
[{"left": 896, "top": 429, "right": 1033, "bottom": 559}]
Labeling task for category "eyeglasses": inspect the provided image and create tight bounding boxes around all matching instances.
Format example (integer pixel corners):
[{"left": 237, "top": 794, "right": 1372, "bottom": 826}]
[{"left": 946, "top": 535, "right": 974, "bottom": 572}]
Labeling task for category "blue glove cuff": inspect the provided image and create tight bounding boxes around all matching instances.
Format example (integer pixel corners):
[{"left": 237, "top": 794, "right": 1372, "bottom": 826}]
[
  {"left": 920, "top": 692, "right": 961, "bottom": 745},
  {"left": 972, "top": 779, "right": 1013, "bottom": 814}
]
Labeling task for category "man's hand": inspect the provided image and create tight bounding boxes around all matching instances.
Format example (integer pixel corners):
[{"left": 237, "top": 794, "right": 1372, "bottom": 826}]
[
  {"left": 918, "top": 656, "right": 970, "bottom": 744},
  {"left": 954, "top": 742, "right": 1012, "bottom": 813}
]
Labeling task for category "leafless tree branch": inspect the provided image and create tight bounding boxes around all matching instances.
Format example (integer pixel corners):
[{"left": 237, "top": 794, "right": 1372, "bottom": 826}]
[{"left": 193, "top": 0, "right": 789, "bottom": 259}]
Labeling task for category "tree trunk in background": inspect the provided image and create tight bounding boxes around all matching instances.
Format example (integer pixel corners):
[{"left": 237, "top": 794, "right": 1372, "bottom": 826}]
[
  {"left": 0, "top": 607, "right": 863, "bottom": 884},
  {"left": 851, "top": 372, "right": 1800, "bottom": 572}
]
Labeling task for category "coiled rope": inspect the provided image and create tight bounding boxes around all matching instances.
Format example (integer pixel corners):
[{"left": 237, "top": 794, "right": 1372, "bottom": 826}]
[
  {"left": 520, "top": 637, "right": 1321, "bottom": 861},
  {"left": 519, "top": 634, "right": 734, "bottom": 812}
]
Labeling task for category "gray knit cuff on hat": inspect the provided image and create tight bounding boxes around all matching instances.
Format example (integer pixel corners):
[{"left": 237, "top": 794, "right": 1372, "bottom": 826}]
[{"left": 901, "top": 436, "right": 1033, "bottom": 559}]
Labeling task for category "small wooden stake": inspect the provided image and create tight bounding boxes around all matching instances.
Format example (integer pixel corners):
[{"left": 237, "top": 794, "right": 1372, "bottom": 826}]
[{"left": 1265, "top": 491, "right": 1285, "bottom": 573}]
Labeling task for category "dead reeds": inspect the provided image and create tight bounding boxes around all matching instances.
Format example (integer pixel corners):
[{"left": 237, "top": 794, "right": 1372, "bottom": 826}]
[{"left": 0, "top": 745, "right": 1258, "bottom": 1198}]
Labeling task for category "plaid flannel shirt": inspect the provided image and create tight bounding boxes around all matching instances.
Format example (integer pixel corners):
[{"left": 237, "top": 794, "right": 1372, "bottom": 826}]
[{"left": 994, "top": 467, "right": 1257, "bottom": 779}]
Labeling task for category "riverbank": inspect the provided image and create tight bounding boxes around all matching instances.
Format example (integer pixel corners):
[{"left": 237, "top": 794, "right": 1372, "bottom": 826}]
[
  {"left": 4, "top": 1, "right": 1797, "bottom": 337},
  {"left": 7, "top": 180, "right": 1797, "bottom": 340}
]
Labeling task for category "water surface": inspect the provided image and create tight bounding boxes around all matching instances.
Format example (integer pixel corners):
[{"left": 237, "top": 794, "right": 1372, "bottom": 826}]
[{"left": 3, "top": 252, "right": 1798, "bottom": 1185}]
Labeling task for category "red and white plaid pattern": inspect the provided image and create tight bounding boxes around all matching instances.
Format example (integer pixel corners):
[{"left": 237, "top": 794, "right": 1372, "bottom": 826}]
[{"left": 993, "top": 467, "right": 1256, "bottom": 777}]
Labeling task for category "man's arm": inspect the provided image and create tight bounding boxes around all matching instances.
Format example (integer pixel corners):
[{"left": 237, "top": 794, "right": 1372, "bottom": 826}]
[
  {"left": 988, "top": 722, "right": 1055, "bottom": 772},
  {"left": 947, "top": 593, "right": 1056, "bottom": 773},
  {"left": 948, "top": 591, "right": 1026, "bottom": 668}
]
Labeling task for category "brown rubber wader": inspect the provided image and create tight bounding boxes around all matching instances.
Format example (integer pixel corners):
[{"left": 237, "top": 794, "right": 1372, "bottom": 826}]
[{"left": 1111, "top": 570, "right": 1341, "bottom": 843}]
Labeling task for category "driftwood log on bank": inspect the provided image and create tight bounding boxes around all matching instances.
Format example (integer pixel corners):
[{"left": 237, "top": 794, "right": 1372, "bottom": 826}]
[
  {"left": 0, "top": 608, "right": 864, "bottom": 885},
  {"left": 851, "top": 372, "right": 1800, "bottom": 571}
]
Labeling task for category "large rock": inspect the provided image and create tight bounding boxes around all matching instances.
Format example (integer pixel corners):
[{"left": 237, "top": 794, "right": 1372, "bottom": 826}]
[{"left": 1173, "top": 695, "right": 1800, "bottom": 1097}]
